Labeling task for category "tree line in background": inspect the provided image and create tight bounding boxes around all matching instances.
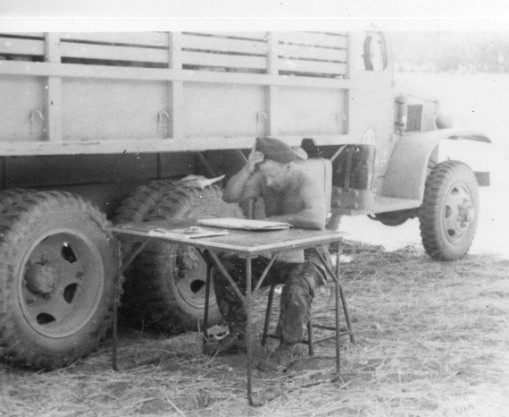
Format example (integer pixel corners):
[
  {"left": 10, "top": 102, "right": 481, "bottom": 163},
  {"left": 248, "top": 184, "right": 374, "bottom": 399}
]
[{"left": 388, "top": 31, "right": 509, "bottom": 73}]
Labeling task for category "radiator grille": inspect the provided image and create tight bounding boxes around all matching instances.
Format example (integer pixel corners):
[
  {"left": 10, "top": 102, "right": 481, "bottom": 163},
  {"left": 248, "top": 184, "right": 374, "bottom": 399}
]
[{"left": 406, "top": 104, "right": 423, "bottom": 132}]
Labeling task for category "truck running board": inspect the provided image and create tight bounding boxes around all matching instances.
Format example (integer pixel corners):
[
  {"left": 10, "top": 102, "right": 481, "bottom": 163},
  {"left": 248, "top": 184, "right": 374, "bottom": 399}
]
[{"left": 335, "top": 197, "right": 422, "bottom": 216}]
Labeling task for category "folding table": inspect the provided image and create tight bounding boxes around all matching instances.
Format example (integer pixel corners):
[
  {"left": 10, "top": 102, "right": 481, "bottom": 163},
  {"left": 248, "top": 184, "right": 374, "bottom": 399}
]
[{"left": 108, "top": 219, "right": 354, "bottom": 405}]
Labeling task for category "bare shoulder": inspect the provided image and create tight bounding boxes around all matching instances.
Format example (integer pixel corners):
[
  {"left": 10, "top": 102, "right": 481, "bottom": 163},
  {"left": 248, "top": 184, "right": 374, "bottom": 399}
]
[{"left": 292, "top": 168, "right": 321, "bottom": 190}]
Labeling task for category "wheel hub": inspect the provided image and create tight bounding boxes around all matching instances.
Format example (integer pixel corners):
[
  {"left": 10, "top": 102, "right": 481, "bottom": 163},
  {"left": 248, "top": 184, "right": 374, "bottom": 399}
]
[
  {"left": 444, "top": 185, "right": 474, "bottom": 240},
  {"left": 20, "top": 232, "right": 104, "bottom": 338},
  {"left": 457, "top": 198, "right": 473, "bottom": 227},
  {"left": 180, "top": 246, "right": 200, "bottom": 271},
  {"left": 25, "top": 263, "right": 59, "bottom": 295}
]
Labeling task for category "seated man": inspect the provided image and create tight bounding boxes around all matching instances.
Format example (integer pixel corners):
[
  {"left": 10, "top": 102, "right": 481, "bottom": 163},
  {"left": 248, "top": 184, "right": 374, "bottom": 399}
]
[{"left": 204, "top": 137, "right": 329, "bottom": 371}]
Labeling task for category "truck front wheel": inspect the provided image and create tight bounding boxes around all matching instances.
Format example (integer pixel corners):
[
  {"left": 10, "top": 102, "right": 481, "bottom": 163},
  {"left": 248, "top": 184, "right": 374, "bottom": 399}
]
[
  {"left": 419, "top": 161, "right": 479, "bottom": 261},
  {"left": 0, "top": 191, "right": 116, "bottom": 369}
]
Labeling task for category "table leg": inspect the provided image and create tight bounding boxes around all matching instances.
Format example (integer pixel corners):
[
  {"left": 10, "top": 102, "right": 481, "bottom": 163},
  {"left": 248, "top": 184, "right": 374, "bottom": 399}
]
[
  {"left": 111, "top": 239, "right": 150, "bottom": 371},
  {"left": 245, "top": 255, "right": 254, "bottom": 405},
  {"left": 112, "top": 269, "right": 120, "bottom": 372},
  {"left": 334, "top": 242, "right": 341, "bottom": 377}
]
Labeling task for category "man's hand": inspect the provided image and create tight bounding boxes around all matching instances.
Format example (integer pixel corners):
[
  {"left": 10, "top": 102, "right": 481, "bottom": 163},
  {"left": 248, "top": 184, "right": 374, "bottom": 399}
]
[
  {"left": 246, "top": 146, "right": 265, "bottom": 174},
  {"left": 223, "top": 144, "right": 264, "bottom": 203}
]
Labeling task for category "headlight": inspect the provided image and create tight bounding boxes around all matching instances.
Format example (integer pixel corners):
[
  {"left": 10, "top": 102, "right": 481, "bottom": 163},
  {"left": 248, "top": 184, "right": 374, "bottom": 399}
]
[{"left": 436, "top": 113, "right": 455, "bottom": 129}]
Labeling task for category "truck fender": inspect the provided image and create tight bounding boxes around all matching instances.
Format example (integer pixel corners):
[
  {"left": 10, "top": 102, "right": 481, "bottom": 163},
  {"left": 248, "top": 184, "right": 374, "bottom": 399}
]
[{"left": 382, "top": 128, "right": 491, "bottom": 202}]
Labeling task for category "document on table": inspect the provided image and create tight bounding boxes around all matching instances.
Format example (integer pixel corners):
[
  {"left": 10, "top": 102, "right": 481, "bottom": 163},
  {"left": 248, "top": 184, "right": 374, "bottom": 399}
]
[
  {"left": 197, "top": 218, "right": 291, "bottom": 231},
  {"left": 147, "top": 226, "right": 229, "bottom": 239}
]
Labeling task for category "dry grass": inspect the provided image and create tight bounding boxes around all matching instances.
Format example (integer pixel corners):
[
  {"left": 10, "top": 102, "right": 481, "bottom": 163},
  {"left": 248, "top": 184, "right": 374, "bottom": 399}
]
[{"left": 2, "top": 241, "right": 509, "bottom": 417}]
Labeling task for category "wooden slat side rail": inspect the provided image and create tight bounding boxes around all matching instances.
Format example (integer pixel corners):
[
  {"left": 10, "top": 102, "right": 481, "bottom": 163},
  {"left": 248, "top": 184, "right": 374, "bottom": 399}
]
[
  {"left": 199, "top": 32, "right": 268, "bottom": 41},
  {"left": 60, "top": 32, "right": 169, "bottom": 47},
  {"left": 0, "top": 32, "right": 349, "bottom": 78},
  {"left": 279, "top": 60, "right": 347, "bottom": 77},
  {"left": 0, "top": 33, "right": 44, "bottom": 38},
  {"left": 59, "top": 42, "right": 169, "bottom": 64},
  {"left": 0, "top": 60, "right": 355, "bottom": 90},
  {"left": 278, "top": 44, "right": 348, "bottom": 62},
  {"left": 278, "top": 32, "right": 348, "bottom": 48},
  {"left": 0, "top": 36, "right": 44, "bottom": 56},
  {"left": 278, "top": 32, "right": 348, "bottom": 78},
  {"left": 182, "top": 51, "right": 267, "bottom": 71},
  {"left": 181, "top": 33, "right": 268, "bottom": 55}
]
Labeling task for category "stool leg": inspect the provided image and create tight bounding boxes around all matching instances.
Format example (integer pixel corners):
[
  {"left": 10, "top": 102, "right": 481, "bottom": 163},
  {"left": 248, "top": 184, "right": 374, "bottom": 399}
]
[
  {"left": 262, "top": 284, "right": 276, "bottom": 346},
  {"left": 339, "top": 285, "right": 355, "bottom": 344},
  {"left": 307, "top": 318, "right": 314, "bottom": 356}
]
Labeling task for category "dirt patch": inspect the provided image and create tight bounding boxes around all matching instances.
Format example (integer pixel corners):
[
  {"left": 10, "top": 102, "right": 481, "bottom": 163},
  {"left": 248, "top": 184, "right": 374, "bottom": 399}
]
[{"left": 2, "top": 240, "right": 509, "bottom": 417}]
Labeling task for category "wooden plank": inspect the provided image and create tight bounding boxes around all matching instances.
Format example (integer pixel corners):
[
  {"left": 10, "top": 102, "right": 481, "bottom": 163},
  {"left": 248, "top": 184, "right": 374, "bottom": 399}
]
[
  {"left": 0, "top": 134, "right": 354, "bottom": 156},
  {"left": 45, "top": 33, "right": 60, "bottom": 63},
  {"left": 61, "top": 78, "right": 168, "bottom": 141},
  {"left": 0, "top": 75, "right": 44, "bottom": 142},
  {"left": 345, "top": 32, "right": 354, "bottom": 78},
  {"left": 45, "top": 33, "right": 62, "bottom": 143},
  {"left": 182, "top": 33, "right": 267, "bottom": 55},
  {"left": 278, "top": 32, "right": 348, "bottom": 48},
  {"left": 278, "top": 86, "right": 345, "bottom": 136},
  {"left": 0, "top": 60, "right": 355, "bottom": 89},
  {"left": 172, "top": 81, "right": 184, "bottom": 139},
  {"left": 182, "top": 50, "right": 267, "bottom": 70},
  {"left": 60, "top": 32, "right": 169, "bottom": 47},
  {"left": 169, "top": 33, "right": 183, "bottom": 140},
  {"left": 0, "top": 37, "right": 44, "bottom": 56},
  {"left": 202, "top": 32, "right": 268, "bottom": 41},
  {"left": 267, "top": 32, "right": 279, "bottom": 75},
  {"left": 267, "top": 32, "right": 279, "bottom": 136},
  {"left": 278, "top": 44, "right": 347, "bottom": 62},
  {"left": 60, "top": 42, "right": 168, "bottom": 63},
  {"left": 0, "top": 33, "right": 44, "bottom": 38},
  {"left": 184, "top": 82, "right": 264, "bottom": 137},
  {"left": 169, "top": 32, "right": 182, "bottom": 69},
  {"left": 279, "top": 59, "right": 347, "bottom": 76}
]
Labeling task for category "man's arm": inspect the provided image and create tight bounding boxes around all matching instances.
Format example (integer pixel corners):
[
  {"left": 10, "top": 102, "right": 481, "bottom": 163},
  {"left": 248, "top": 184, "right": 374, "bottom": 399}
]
[
  {"left": 222, "top": 148, "right": 264, "bottom": 203},
  {"left": 267, "top": 177, "right": 327, "bottom": 230}
]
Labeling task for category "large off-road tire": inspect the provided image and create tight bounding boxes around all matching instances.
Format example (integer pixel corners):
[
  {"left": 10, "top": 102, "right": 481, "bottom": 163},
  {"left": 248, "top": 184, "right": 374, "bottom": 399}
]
[
  {"left": 133, "top": 184, "right": 244, "bottom": 332},
  {"left": 419, "top": 161, "right": 479, "bottom": 261},
  {"left": 112, "top": 179, "right": 177, "bottom": 318},
  {"left": 113, "top": 179, "right": 177, "bottom": 225},
  {"left": 0, "top": 191, "right": 116, "bottom": 369},
  {"left": 0, "top": 188, "right": 35, "bottom": 213}
]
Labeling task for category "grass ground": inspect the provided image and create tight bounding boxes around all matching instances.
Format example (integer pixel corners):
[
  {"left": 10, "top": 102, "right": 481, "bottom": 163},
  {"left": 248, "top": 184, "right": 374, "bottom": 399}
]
[{"left": 2, "top": 240, "right": 508, "bottom": 417}]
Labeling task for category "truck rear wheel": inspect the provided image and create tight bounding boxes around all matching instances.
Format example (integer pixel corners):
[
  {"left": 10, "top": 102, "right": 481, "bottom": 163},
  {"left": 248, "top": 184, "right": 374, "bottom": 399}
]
[
  {"left": 112, "top": 179, "right": 177, "bottom": 318},
  {"left": 134, "top": 185, "right": 244, "bottom": 332},
  {"left": 0, "top": 188, "right": 34, "bottom": 212},
  {"left": 419, "top": 161, "right": 479, "bottom": 261},
  {"left": 0, "top": 191, "right": 116, "bottom": 369},
  {"left": 113, "top": 179, "right": 177, "bottom": 225}
]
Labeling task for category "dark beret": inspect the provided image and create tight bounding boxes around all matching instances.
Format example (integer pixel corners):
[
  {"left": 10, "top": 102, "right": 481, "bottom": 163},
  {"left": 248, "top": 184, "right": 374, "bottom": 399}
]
[{"left": 255, "top": 137, "right": 299, "bottom": 163}]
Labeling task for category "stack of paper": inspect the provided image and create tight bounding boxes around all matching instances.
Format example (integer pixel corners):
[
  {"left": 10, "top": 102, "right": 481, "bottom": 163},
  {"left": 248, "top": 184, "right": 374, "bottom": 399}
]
[{"left": 197, "top": 218, "right": 290, "bottom": 231}]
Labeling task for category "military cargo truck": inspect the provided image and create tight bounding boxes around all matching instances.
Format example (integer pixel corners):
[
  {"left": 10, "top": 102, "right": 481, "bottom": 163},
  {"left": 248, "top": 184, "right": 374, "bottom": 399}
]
[{"left": 0, "top": 31, "right": 490, "bottom": 368}]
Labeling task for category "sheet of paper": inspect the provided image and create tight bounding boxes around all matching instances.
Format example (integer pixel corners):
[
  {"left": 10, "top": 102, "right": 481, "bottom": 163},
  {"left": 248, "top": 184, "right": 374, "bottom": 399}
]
[
  {"left": 148, "top": 226, "right": 229, "bottom": 239},
  {"left": 197, "top": 218, "right": 291, "bottom": 231}
]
